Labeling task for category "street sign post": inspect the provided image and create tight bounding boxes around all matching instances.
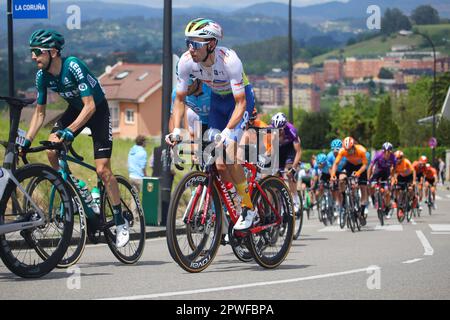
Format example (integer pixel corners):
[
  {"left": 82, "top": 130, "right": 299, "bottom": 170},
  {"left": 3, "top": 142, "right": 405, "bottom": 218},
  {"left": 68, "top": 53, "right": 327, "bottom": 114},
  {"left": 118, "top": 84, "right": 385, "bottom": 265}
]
[{"left": 13, "top": 0, "right": 49, "bottom": 19}]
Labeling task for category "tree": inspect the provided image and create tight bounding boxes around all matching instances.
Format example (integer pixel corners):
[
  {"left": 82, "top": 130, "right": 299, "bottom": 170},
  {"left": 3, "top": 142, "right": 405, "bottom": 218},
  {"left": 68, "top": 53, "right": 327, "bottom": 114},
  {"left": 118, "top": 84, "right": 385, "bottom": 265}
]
[
  {"left": 372, "top": 96, "right": 400, "bottom": 148},
  {"left": 411, "top": 5, "right": 440, "bottom": 25},
  {"left": 299, "top": 112, "right": 331, "bottom": 149},
  {"left": 381, "top": 8, "right": 411, "bottom": 35},
  {"left": 328, "top": 95, "right": 377, "bottom": 147},
  {"left": 391, "top": 77, "right": 431, "bottom": 147}
]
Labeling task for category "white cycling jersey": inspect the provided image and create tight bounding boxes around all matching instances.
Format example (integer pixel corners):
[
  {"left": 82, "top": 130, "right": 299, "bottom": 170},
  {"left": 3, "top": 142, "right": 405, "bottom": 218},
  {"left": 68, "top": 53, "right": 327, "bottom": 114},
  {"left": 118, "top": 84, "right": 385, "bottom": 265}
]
[{"left": 176, "top": 46, "right": 249, "bottom": 96}]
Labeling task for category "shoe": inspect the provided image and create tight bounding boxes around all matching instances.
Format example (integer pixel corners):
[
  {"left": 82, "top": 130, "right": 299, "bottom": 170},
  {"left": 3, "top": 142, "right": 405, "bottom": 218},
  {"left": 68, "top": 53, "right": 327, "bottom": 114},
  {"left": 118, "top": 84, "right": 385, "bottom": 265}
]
[
  {"left": 419, "top": 206, "right": 423, "bottom": 212},
  {"left": 432, "top": 203, "right": 437, "bottom": 210},
  {"left": 294, "top": 200, "right": 300, "bottom": 213},
  {"left": 364, "top": 207, "right": 368, "bottom": 215},
  {"left": 116, "top": 220, "right": 130, "bottom": 248},
  {"left": 234, "top": 207, "right": 257, "bottom": 231},
  {"left": 392, "top": 202, "right": 397, "bottom": 209},
  {"left": 359, "top": 211, "right": 367, "bottom": 226},
  {"left": 221, "top": 233, "right": 229, "bottom": 246}
]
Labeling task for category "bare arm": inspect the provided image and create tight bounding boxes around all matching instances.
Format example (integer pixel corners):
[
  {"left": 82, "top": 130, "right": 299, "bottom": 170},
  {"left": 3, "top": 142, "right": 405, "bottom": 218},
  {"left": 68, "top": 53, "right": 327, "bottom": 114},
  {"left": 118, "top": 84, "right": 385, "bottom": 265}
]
[
  {"left": 292, "top": 140, "right": 302, "bottom": 168},
  {"left": 226, "top": 93, "right": 246, "bottom": 129},
  {"left": 66, "top": 96, "right": 96, "bottom": 133},
  {"left": 26, "top": 104, "right": 46, "bottom": 142},
  {"left": 172, "top": 92, "right": 187, "bottom": 130}
]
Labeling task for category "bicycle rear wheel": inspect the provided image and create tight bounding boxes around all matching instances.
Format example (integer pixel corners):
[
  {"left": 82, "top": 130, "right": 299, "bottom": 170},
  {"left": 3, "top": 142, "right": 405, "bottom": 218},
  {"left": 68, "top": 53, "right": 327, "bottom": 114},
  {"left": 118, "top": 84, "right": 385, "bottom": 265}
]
[
  {"left": 293, "top": 191, "right": 304, "bottom": 240},
  {"left": 0, "top": 164, "right": 74, "bottom": 278},
  {"left": 247, "top": 176, "right": 294, "bottom": 269},
  {"left": 103, "top": 175, "right": 146, "bottom": 264},
  {"left": 166, "top": 171, "right": 222, "bottom": 273}
]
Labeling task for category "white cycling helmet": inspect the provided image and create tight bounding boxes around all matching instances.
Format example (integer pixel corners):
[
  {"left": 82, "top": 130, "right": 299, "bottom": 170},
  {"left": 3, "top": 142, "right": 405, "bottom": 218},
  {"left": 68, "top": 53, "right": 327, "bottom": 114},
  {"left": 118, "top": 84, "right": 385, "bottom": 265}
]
[
  {"left": 185, "top": 18, "right": 223, "bottom": 40},
  {"left": 271, "top": 112, "right": 287, "bottom": 128}
]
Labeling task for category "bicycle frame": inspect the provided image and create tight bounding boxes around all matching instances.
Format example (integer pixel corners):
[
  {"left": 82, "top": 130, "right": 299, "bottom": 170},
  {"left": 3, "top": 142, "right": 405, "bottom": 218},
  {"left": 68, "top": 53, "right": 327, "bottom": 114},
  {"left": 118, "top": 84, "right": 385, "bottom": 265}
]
[{"left": 184, "top": 161, "right": 282, "bottom": 237}]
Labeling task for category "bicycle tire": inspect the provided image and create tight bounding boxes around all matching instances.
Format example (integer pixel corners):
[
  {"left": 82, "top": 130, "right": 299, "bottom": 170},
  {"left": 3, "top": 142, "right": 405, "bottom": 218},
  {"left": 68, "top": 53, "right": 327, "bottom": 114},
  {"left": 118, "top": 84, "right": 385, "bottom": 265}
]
[
  {"left": 397, "top": 192, "right": 406, "bottom": 223},
  {"left": 247, "top": 176, "right": 294, "bottom": 269},
  {"left": 103, "top": 175, "right": 146, "bottom": 264},
  {"left": 339, "top": 206, "right": 346, "bottom": 229},
  {"left": 377, "top": 193, "right": 384, "bottom": 226},
  {"left": 227, "top": 215, "right": 253, "bottom": 263},
  {"left": 427, "top": 189, "right": 433, "bottom": 216},
  {"left": 25, "top": 175, "right": 87, "bottom": 268},
  {"left": 293, "top": 190, "right": 304, "bottom": 240},
  {"left": 0, "top": 164, "right": 74, "bottom": 278},
  {"left": 346, "top": 194, "right": 356, "bottom": 233},
  {"left": 166, "top": 171, "right": 222, "bottom": 273}
]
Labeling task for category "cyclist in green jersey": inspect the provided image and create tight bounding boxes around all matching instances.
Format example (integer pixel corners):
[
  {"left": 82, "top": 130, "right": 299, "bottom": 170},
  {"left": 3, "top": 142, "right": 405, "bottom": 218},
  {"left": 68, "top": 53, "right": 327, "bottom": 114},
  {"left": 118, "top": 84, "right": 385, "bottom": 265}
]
[{"left": 25, "top": 29, "right": 129, "bottom": 248}]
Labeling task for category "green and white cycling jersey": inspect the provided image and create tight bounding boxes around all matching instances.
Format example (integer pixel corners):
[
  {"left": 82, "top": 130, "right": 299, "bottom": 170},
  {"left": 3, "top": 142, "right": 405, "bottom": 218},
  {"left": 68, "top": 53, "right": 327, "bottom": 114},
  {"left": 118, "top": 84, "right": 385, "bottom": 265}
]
[{"left": 36, "top": 56, "right": 105, "bottom": 110}]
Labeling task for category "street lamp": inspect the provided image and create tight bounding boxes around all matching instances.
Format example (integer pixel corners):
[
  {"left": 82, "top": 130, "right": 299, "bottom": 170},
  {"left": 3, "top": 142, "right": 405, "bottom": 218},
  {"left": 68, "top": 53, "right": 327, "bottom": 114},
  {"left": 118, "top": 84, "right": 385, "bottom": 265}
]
[
  {"left": 288, "top": 0, "right": 293, "bottom": 123},
  {"left": 399, "top": 29, "right": 437, "bottom": 165}
]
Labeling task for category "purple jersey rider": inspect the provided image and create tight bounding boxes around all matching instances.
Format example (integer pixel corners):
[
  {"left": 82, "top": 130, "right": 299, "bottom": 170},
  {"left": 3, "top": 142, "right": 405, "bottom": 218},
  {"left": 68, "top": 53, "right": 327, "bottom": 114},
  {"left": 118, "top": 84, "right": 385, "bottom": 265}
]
[{"left": 370, "top": 150, "right": 397, "bottom": 183}]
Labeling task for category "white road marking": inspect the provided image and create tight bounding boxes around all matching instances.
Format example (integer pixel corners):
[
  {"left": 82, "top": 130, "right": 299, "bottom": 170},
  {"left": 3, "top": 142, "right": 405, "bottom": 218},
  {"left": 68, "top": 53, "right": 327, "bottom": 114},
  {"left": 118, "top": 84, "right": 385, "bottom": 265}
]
[
  {"left": 431, "top": 232, "right": 450, "bottom": 235},
  {"left": 429, "top": 224, "right": 450, "bottom": 232},
  {"left": 402, "top": 258, "right": 423, "bottom": 264},
  {"left": 416, "top": 230, "right": 434, "bottom": 256},
  {"left": 446, "top": 195, "right": 450, "bottom": 199},
  {"left": 411, "top": 219, "right": 417, "bottom": 225},
  {"left": 99, "top": 266, "right": 373, "bottom": 300},
  {"left": 318, "top": 225, "right": 345, "bottom": 232},
  {"left": 435, "top": 195, "right": 443, "bottom": 200},
  {"left": 374, "top": 224, "right": 403, "bottom": 231}
]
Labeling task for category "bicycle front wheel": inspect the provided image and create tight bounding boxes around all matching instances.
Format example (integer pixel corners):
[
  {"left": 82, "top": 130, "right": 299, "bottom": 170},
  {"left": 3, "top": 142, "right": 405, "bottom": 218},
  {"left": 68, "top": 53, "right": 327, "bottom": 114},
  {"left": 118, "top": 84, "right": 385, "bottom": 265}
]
[
  {"left": 103, "top": 176, "right": 146, "bottom": 264},
  {"left": 26, "top": 175, "right": 87, "bottom": 268},
  {"left": 166, "top": 171, "right": 222, "bottom": 273},
  {"left": 248, "top": 176, "right": 294, "bottom": 269},
  {"left": 0, "top": 164, "right": 74, "bottom": 278}
]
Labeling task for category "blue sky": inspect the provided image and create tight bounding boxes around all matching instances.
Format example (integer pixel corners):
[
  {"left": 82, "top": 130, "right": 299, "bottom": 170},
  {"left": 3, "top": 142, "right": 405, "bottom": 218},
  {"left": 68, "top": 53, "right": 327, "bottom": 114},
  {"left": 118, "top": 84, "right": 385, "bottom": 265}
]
[{"left": 54, "top": 0, "right": 347, "bottom": 9}]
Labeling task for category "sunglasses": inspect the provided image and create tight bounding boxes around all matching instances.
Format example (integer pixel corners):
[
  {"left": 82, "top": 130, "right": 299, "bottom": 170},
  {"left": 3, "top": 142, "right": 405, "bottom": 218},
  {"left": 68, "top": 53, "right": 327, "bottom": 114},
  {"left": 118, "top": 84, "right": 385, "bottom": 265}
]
[
  {"left": 30, "top": 48, "right": 52, "bottom": 56},
  {"left": 186, "top": 39, "right": 210, "bottom": 50}
]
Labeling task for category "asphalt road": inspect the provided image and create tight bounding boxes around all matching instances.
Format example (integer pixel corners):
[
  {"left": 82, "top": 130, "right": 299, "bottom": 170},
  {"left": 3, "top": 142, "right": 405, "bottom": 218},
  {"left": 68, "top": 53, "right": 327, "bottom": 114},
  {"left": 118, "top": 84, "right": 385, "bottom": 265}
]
[{"left": 1, "top": 185, "right": 450, "bottom": 301}]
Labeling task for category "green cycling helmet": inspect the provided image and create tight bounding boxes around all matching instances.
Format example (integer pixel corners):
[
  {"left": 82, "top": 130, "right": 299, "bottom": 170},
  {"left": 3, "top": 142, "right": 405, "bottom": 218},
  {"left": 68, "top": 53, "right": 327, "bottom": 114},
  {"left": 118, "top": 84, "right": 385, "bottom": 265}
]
[{"left": 29, "top": 29, "right": 65, "bottom": 50}]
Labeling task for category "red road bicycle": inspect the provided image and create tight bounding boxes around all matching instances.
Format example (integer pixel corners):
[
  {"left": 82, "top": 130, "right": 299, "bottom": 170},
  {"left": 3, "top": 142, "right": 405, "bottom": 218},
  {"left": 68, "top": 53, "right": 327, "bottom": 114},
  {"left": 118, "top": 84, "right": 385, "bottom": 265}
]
[{"left": 166, "top": 141, "right": 295, "bottom": 273}]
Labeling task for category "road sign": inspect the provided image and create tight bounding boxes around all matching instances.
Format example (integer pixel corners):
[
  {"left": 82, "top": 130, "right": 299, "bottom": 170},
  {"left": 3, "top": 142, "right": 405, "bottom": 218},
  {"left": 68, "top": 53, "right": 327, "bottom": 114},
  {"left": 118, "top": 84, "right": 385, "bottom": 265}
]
[
  {"left": 429, "top": 137, "right": 437, "bottom": 148},
  {"left": 13, "top": 0, "right": 49, "bottom": 19}
]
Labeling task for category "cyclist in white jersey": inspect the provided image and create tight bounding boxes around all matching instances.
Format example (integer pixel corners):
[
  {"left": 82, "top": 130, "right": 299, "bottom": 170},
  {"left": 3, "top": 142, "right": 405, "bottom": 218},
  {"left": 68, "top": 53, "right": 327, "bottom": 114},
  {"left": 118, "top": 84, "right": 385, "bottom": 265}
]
[{"left": 166, "top": 18, "right": 256, "bottom": 231}]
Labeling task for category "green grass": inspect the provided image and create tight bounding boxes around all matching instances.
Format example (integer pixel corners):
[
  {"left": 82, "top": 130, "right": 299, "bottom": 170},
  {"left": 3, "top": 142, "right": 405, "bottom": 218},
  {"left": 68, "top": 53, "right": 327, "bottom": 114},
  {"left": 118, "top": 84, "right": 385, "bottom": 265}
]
[
  {"left": 0, "top": 112, "right": 159, "bottom": 189},
  {"left": 312, "top": 24, "right": 450, "bottom": 65}
]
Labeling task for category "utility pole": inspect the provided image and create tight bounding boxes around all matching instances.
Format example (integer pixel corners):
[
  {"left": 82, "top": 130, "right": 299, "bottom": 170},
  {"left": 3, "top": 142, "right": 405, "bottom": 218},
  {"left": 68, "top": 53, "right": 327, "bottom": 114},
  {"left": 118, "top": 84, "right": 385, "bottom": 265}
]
[
  {"left": 7, "top": 0, "right": 15, "bottom": 97},
  {"left": 288, "top": 0, "right": 293, "bottom": 123},
  {"left": 160, "top": 0, "right": 172, "bottom": 226}
]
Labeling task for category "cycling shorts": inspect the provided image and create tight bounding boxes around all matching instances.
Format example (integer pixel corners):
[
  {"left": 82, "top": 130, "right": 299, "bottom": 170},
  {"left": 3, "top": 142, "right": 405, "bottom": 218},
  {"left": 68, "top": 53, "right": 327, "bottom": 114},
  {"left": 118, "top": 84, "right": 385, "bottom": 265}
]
[
  {"left": 208, "top": 84, "right": 255, "bottom": 142},
  {"left": 51, "top": 99, "right": 113, "bottom": 159},
  {"left": 344, "top": 162, "right": 368, "bottom": 185}
]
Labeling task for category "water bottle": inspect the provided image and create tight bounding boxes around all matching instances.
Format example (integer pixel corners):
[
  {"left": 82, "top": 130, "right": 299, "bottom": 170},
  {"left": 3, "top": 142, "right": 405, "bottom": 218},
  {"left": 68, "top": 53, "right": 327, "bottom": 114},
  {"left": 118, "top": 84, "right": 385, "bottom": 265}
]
[
  {"left": 78, "top": 179, "right": 95, "bottom": 217},
  {"left": 91, "top": 187, "right": 101, "bottom": 215},
  {"left": 225, "top": 182, "right": 242, "bottom": 214}
]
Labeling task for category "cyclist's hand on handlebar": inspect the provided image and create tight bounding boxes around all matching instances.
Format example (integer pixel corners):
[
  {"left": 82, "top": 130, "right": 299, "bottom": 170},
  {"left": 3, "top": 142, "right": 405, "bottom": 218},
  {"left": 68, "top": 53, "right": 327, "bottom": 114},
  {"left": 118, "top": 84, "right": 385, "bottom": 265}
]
[
  {"left": 214, "top": 128, "right": 233, "bottom": 146},
  {"left": 55, "top": 128, "right": 74, "bottom": 143},
  {"left": 165, "top": 128, "right": 182, "bottom": 146},
  {"left": 331, "top": 174, "right": 337, "bottom": 181},
  {"left": 352, "top": 171, "right": 361, "bottom": 178},
  {"left": 18, "top": 138, "right": 32, "bottom": 157}
]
